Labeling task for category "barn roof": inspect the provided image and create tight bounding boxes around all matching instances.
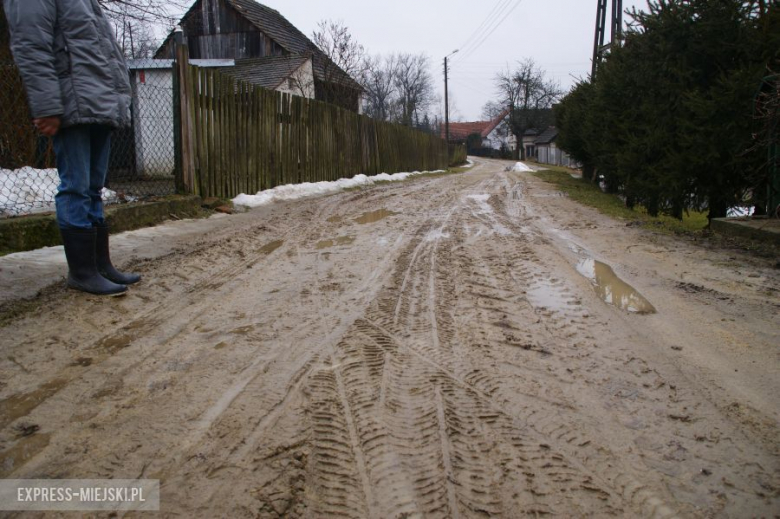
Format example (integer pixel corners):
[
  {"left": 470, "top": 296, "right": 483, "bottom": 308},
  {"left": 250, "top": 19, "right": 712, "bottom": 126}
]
[
  {"left": 227, "top": 0, "right": 360, "bottom": 91},
  {"left": 219, "top": 55, "right": 309, "bottom": 90},
  {"left": 159, "top": 0, "right": 362, "bottom": 92}
]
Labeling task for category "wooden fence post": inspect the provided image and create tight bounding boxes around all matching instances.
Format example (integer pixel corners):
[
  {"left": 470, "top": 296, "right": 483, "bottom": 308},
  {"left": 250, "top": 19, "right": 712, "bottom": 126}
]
[{"left": 174, "top": 30, "right": 197, "bottom": 196}]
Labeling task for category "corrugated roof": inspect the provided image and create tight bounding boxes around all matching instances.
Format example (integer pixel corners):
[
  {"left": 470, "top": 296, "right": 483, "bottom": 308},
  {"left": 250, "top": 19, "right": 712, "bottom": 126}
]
[
  {"left": 219, "top": 55, "right": 308, "bottom": 90},
  {"left": 534, "top": 127, "right": 558, "bottom": 145}
]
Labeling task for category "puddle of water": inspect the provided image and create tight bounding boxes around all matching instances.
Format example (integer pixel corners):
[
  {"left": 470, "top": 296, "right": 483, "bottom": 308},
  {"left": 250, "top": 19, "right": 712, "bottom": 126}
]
[
  {"left": 0, "top": 432, "right": 52, "bottom": 477},
  {"left": 0, "top": 379, "right": 69, "bottom": 429},
  {"left": 259, "top": 240, "right": 284, "bottom": 254},
  {"left": 576, "top": 259, "right": 656, "bottom": 314},
  {"left": 527, "top": 281, "right": 572, "bottom": 314},
  {"left": 355, "top": 209, "right": 399, "bottom": 224},
  {"left": 316, "top": 236, "right": 356, "bottom": 249},
  {"left": 95, "top": 333, "right": 134, "bottom": 354}
]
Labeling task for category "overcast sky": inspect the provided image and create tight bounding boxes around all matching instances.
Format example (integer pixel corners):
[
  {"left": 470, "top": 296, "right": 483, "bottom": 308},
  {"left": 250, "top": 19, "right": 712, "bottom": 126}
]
[{"left": 256, "top": 0, "right": 649, "bottom": 121}]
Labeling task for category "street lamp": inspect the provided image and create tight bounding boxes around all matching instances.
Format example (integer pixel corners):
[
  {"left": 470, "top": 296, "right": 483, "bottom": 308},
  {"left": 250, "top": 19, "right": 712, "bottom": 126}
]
[{"left": 444, "top": 49, "right": 458, "bottom": 143}]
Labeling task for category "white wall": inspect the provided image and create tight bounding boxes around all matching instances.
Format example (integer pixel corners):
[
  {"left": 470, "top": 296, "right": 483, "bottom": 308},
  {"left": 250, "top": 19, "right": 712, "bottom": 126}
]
[
  {"left": 132, "top": 69, "right": 175, "bottom": 178},
  {"left": 275, "top": 60, "right": 315, "bottom": 100}
]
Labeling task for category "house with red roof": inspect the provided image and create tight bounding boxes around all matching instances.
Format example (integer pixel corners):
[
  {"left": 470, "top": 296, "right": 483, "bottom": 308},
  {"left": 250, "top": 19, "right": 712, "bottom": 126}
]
[{"left": 442, "top": 109, "right": 516, "bottom": 153}]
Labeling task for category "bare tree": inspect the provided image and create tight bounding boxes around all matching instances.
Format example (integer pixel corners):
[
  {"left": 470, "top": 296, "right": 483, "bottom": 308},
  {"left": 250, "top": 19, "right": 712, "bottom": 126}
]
[
  {"left": 118, "top": 19, "right": 161, "bottom": 59},
  {"left": 393, "top": 53, "right": 435, "bottom": 128},
  {"left": 494, "top": 58, "right": 562, "bottom": 159},
  {"left": 312, "top": 20, "right": 366, "bottom": 81},
  {"left": 361, "top": 54, "right": 397, "bottom": 121},
  {"left": 311, "top": 19, "right": 366, "bottom": 111},
  {"left": 98, "top": 0, "right": 184, "bottom": 28},
  {"left": 98, "top": 0, "right": 187, "bottom": 59}
]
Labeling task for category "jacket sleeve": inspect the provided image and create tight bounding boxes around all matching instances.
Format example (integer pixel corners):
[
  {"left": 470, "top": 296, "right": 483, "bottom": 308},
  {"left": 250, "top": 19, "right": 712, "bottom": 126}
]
[{"left": 3, "top": 0, "right": 63, "bottom": 119}]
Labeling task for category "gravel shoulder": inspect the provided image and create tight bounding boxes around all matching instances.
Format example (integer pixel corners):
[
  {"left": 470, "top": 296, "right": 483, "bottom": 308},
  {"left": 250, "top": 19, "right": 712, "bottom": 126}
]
[{"left": 0, "top": 158, "right": 777, "bottom": 517}]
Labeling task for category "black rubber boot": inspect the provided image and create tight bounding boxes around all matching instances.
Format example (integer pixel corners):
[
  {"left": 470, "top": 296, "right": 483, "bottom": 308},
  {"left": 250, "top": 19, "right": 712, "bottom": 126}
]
[
  {"left": 95, "top": 223, "right": 141, "bottom": 285},
  {"left": 61, "top": 227, "right": 127, "bottom": 296}
]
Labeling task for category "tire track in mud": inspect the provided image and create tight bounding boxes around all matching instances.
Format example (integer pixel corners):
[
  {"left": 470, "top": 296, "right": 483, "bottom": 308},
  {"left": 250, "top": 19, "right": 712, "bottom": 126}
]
[
  {"left": 0, "top": 191, "right": 396, "bottom": 481},
  {"left": 264, "top": 180, "right": 652, "bottom": 516},
  {"left": 328, "top": 172, "right": 681, "bottom": 517},
  {"left": 514, "top": 167, "right": 780, "bottom": 514},
  {"left": 2, "top": 161, "right": 775, "bottom": 516},
  {"left": 159, "top": 174, "right": 497, "bottom": 516}
]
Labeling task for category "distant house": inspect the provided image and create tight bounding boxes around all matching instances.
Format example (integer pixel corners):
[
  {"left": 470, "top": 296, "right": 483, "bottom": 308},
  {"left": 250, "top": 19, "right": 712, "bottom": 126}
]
[
  {"left": 155, "top": 0, "right": 363, "bottom": 112},
  {"left": 521, "top": 129, "right": 539, "bottom": 160},
  {"left": 534, "top": 127, "right": 579, "bottom": 168},
  {"left": 444, "top": 109, "right": 515, "bottom": 152}
]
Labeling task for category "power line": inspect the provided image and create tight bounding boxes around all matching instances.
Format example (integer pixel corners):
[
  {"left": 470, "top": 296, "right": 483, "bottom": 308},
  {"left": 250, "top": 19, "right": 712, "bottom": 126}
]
[
  {"left": 455, "top": 0, "right": 524, "bottom": 63},
  {"left": 454, "top": 0, "right": 514, "bottom": 60},
  {"left": 449, "top": 78, "right": 495, "bottom": 99}
]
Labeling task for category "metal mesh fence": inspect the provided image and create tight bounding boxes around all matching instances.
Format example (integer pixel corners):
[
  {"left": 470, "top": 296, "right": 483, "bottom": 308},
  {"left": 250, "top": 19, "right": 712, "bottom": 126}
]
[{"left": 0, "top": 58, "right": 177, "bottom": 218}]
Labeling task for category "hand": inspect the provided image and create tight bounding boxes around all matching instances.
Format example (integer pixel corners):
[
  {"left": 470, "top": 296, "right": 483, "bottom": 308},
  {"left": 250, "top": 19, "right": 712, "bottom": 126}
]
[{"left": 33, "top": 116, "right": 61, "bottom": 137}]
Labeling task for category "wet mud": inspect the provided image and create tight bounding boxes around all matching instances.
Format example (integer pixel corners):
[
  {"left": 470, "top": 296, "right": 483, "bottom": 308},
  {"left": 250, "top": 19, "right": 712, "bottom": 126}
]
[{"left": 0, "top": 159, "right": 777, "bottom": 517}]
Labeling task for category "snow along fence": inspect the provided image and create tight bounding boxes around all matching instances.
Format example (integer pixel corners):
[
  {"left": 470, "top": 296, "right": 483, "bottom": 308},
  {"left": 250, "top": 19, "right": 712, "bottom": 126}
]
[
  {"left": 0, "top": 53, "right": 177, "bottom": 218},
  {"left": 176, "top": 49, "right": 460, "bottom": 200}
]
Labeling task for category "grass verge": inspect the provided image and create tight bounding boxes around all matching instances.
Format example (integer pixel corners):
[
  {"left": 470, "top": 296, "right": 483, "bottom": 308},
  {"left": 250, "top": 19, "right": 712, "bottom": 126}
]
[{"left": 530, "top": 165, "right": 709, "bottom": 234}]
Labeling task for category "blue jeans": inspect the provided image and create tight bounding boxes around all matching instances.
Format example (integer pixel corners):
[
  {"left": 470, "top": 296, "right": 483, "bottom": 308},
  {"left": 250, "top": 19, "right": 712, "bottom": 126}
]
[{"left": 53, "top": 125, "right": 112, "bottom": 229}]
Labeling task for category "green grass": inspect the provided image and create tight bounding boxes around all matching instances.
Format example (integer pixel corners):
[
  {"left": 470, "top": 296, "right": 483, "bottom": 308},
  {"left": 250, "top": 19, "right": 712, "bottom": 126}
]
[{"left": 530, "top": 165, "right": 709, "bottom": 234}]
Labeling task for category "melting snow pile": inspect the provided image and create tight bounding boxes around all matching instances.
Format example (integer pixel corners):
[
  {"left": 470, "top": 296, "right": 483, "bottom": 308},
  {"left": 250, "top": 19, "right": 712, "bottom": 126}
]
[
  {"left": 233, "top": 170, "right": 445, "bottom": 209},
  {"left": 0, "top": 167, "right": 119, "bottom": 217},
  {"left": 727, "top": 206, "right": 755, "bottom": 217},
  {"left": 511, "top": 162, "right": 534, "bottom": 172}
]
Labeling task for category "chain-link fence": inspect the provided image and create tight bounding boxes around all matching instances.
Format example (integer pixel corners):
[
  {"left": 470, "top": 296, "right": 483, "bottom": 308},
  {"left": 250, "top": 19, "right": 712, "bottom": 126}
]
[{"left": 0, "top": 57, "right": 178, "bottom": 219}]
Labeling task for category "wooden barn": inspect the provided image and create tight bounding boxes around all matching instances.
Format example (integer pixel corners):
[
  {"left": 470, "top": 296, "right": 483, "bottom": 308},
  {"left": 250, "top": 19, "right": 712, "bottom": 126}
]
[{"left": 155, "top": 0, "right": 363, "bottom": 112}]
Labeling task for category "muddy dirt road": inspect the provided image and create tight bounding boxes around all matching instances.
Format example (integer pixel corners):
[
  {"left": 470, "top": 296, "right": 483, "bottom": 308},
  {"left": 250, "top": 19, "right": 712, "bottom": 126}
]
[{"left": 1, "top": 158, "right": 778, "bottom": 517}]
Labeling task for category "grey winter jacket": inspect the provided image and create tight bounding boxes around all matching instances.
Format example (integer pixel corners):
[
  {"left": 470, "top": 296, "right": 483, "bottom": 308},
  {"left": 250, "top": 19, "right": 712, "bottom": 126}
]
[{"left": 3, "top": 0, "right": 132, "bottom": 128}]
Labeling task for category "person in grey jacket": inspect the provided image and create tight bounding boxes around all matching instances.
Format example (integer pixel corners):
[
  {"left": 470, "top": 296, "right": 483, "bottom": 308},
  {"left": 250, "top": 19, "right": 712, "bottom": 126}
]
[{"left": 4, "top": 0, "right": 140, "bottom": 295}]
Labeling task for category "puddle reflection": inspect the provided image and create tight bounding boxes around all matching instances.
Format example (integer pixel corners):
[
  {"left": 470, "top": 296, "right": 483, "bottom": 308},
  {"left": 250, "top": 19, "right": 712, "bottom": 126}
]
[
  {"left": 355, "top": 209, "right": 399, "bottom": 224},
  {"left": 576, "top": 259, "right": 656, "bottom": 314}
]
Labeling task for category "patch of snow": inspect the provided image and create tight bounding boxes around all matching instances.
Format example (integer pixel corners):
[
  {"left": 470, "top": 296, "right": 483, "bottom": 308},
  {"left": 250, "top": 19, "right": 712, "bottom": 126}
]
[
  {"left": 232, "top": 170, "right": 444, "bottom": 209},
  {"left": 0, "top": 167, "right": 119, "bottom": 217},
  {"left": 727, "top": 206, "right": 755, "bottom": 218},
  {"left": 425, "top": 228, "right": 450, "bottom": 242},
  {"left": 511, "top": 162, "right": 534, "bottom": 172}
]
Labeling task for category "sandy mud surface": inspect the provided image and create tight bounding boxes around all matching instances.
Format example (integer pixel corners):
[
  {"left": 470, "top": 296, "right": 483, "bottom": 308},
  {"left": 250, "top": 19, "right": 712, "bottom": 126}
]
[{"left": 0, "top": 159, "right": 778, "bottom": 517}]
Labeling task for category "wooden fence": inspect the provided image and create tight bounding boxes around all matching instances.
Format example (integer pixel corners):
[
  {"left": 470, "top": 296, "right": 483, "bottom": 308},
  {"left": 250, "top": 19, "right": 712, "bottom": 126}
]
[{"left": 175, "top": 48, "right": 462, "bottom": 199}]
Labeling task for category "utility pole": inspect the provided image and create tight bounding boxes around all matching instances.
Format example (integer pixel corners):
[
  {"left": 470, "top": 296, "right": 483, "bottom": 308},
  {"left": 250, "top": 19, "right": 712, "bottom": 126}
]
[
  {"left": 444, "top": 49, "right": 458, "bottom": 143},
  {"left": 591, "top": 0, "right": 623, "bottom": 80}
]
